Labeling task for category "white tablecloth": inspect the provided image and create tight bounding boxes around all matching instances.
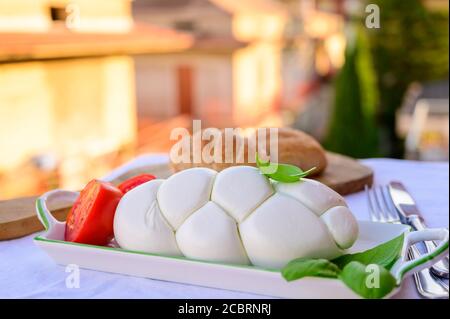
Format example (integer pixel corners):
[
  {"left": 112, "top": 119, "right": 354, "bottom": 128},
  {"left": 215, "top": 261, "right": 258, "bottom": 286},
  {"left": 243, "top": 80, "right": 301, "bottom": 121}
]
[{"left": 1, "top": 157, "right": 448, "bottom": 299}]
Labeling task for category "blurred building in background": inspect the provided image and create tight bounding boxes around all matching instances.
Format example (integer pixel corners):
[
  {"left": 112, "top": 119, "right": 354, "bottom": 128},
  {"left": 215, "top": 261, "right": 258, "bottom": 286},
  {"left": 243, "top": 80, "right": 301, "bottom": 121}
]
[
  {"left": 1, "top": 0, "right": 447, "bottom": 199},
  {"left": 133, "top": 0, "right": 346, "bottom": 151},
  {"left": 0, "top": 0, "right": 191, "bottom": 198},
  {"left": 0, "top": 0, "right": 350, "bottom": 198},
  {"left": 397, "top": 80, "right": 449, "bottom": 161},
  {"left": 133, "top": 0, "right": 287, "bottom": 129}
]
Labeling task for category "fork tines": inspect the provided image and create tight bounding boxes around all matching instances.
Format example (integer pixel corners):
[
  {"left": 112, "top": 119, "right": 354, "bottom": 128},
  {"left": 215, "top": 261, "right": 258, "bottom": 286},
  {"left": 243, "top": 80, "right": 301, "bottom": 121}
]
[{"left": 365, "top": 184, "right": 400, "bottom": 224}]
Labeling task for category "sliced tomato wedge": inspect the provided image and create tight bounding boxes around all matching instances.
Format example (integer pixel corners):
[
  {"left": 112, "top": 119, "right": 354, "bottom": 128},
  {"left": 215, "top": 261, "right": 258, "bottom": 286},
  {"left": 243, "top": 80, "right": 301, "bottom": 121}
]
[
  {"left": 65, "top": 180, "right": 123, "bottom": 245},
  {"left": 117, "top": 174, "right": 156, "bottom": 194}
]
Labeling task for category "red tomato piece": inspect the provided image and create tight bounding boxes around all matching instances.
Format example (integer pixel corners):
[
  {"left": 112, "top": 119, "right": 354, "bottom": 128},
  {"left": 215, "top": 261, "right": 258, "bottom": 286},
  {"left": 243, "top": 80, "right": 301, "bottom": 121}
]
[
  {"left": 65, "top": 180, "right": 123, "bottom": 245},
  {"left": 117, "top": 174, "right": 156, "bottom": 193}
]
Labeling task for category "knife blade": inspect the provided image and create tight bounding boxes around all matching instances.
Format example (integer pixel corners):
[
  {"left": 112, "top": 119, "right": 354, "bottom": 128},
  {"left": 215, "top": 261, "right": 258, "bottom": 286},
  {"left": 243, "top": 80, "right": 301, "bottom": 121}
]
[{"left": 389, "top": 181, "right": 449, "bottom": 279}]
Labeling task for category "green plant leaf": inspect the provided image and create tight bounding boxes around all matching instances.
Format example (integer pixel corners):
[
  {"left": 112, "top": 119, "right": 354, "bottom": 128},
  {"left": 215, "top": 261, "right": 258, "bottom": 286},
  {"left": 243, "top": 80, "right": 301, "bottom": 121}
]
[
  {"left": 332, "top": 233, "right": 404, "bottom": 269},
  {"left": 281, "top": 234, "right": 405, "bottom": 299},
  {"left": 282, "top": 258, "right": 341, "bottom": 281},
  {"left": 339, "top": 261, "right": 397, "bottom": 299},
  {"left": 293, "top": 167, "right": 317, "bottom": 177},
  {"left": 255, "top": 152, "right": 270, "bottom": 167},
  {"left": 255, "top": 153, "right": 316, "bottom": 183},
  {"left": 263, "top": 164, "right": 302, "bottom": 182}
]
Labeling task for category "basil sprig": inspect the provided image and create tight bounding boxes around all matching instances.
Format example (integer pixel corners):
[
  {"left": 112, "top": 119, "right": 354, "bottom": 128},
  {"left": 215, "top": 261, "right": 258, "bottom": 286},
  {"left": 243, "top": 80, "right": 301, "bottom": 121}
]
[
  {"left": 332, "top": 232, "right": 404, "bottom": 269},
  {"left": 281, "top": 233, "right": 404, "bottom": 299},
  {"left": 255, "top": 153, "right": 316, "bottom": 183},
  {"left": 282, "top": 258, "right": 341, "bottom": 281},
  {"left": 339, "top": 262, "right": 397, "bottom": 299}
]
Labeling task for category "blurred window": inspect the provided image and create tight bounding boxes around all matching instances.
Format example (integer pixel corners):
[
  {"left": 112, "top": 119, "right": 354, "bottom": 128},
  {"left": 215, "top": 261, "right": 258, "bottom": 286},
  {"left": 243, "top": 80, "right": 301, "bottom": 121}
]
[
  {"left": 177, "top": 66, "right": 194, "bottom": 115},
  {"left": 173, "top": 21, "right": 196, "bottom": 32},
  {"left": 50, "top": 6, "right": 67, "bottom": 22}
]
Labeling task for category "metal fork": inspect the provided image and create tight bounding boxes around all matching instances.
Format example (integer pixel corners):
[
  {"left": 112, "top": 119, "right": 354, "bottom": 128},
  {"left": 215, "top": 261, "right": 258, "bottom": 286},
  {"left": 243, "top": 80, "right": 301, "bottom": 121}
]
[{"left": 365, "top": 184, "right": 449, "bottom": 298}]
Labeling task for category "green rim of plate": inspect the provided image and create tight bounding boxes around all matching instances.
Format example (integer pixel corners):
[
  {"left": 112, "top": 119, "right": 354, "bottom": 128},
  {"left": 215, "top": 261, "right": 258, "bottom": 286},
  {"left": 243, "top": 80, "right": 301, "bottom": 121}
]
[
  {"left": 35, "top": 197, "right": 447, "bottom": 281},
  {"left": 36, "top": 199, "right": 50, "bottom": 231},
  {"left": 34, "top": 236, "right": 281, "bottom": 274},
  {"left": 35, "top": 197, "right": 280, "bottom": 274},
  {"left": 398, "top": 240, "right": 449, "bottom": 280}
]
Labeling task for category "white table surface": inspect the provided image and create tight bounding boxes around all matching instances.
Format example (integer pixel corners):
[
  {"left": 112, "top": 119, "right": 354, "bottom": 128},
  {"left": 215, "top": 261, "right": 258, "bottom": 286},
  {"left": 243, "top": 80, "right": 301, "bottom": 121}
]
[{"left": 1, "top": 157, "right": 448, "bottom": 299}]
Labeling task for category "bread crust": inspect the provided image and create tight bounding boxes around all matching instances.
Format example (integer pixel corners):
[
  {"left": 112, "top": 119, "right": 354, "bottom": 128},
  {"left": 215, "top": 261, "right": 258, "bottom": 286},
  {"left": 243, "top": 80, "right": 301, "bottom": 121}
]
[{"left": 170, "top": 127, "right": 327, "bottom": 176}]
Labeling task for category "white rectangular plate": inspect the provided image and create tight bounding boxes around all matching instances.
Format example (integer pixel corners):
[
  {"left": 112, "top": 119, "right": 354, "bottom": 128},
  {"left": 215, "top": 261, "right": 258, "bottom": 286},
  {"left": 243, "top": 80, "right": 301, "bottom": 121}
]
[{"left": 34, "top": 219, "right": 410, "bottom": 299}]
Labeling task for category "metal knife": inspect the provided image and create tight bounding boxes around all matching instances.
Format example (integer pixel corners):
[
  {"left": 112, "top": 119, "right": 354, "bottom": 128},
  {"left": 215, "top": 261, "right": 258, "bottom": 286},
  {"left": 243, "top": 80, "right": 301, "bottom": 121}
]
[{"left": 389, "top": 181, "right": 449, "bottom": 279}]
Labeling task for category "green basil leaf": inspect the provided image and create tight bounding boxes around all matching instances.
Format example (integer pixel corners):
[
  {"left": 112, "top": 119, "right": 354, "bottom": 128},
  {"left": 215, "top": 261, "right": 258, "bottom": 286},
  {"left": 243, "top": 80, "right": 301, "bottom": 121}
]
[
  {"left": 282, "top": 258, "right": 341, "bottom": 281},
  {"left": 264, "top": 164, "right": 303, "bottom": 182},
  {"left": 255, "top": 153, "right": 316, "bottom": 183},
  {"left": 255, "top": 153, "right": 270, "bottom": 167},
  {"left": 294, "top": 167, "right": 316, "bottom": 177},
  {"left": 332, "top": 233, "right": 404, "bottom": 269},
  {"left": 339, "top": 261, "right": 397, "bottom": 299},
  {"left": 257, "top": 163, "right": 280, "bottom": 175},
  {"left": 273, "top": 163, "right": 304, "bottom": 176}
]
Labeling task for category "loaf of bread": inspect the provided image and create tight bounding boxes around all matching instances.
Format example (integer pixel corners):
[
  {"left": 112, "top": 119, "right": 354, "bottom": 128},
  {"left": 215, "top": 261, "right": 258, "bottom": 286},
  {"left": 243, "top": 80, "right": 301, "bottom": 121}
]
[{"left": 170, "top": 127, "right": 327, "bottom": 176}]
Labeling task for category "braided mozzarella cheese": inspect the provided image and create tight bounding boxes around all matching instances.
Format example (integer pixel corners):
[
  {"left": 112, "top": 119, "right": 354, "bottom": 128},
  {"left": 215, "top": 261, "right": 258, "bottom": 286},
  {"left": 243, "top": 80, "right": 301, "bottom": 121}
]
[{"left": 113, "top": 166, "right": 359, "bottom": 269}]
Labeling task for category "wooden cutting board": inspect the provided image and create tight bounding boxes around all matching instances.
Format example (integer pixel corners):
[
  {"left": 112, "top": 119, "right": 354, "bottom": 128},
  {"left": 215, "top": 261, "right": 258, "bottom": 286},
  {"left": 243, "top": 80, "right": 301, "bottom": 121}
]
[{"left": 0, "top": 152, "right": 372, "bottom": 241}]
